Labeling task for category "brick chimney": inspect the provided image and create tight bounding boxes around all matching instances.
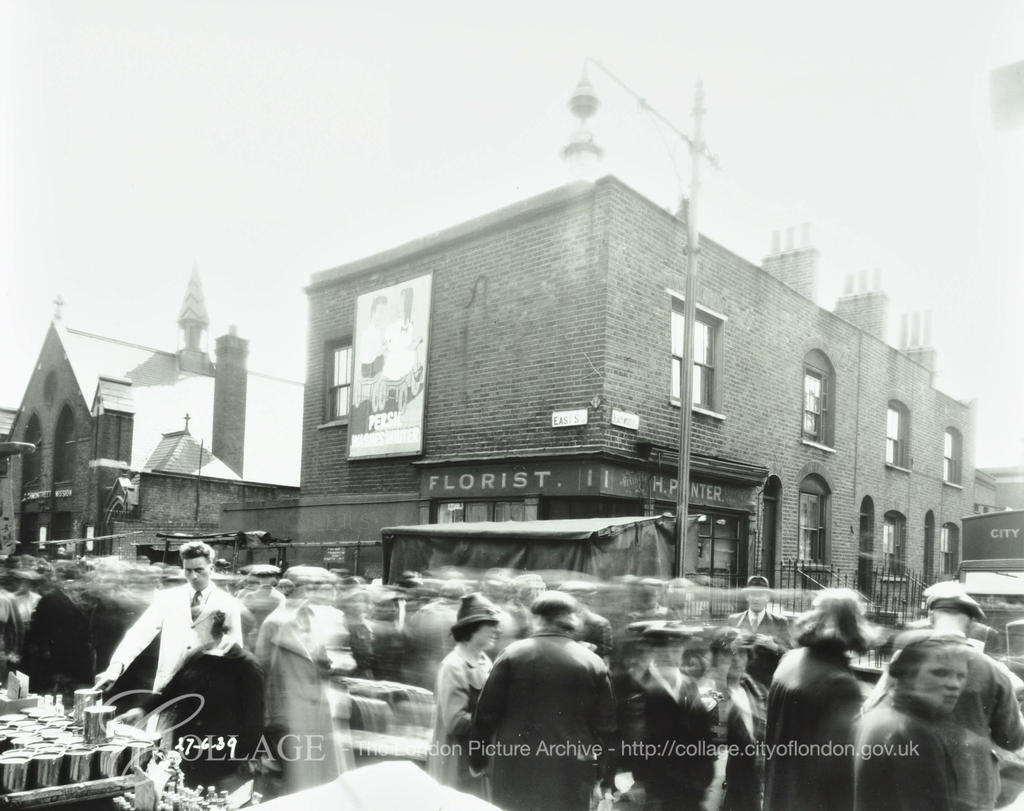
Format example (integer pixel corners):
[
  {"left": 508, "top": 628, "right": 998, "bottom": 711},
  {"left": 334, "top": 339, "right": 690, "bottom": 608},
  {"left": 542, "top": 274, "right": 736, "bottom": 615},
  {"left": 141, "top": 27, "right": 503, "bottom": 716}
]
[
  {"left": 899, "top": 310, "right": 937, "bottom": 385},
  {"left": 834, "top": 269, "right": 889, "bottom": 343},
  {"left": 763, "top": 223, "right": 819, "bottom": 301},
  {"left": 212, "top": 326, "right": 248, "bottom": 477}
]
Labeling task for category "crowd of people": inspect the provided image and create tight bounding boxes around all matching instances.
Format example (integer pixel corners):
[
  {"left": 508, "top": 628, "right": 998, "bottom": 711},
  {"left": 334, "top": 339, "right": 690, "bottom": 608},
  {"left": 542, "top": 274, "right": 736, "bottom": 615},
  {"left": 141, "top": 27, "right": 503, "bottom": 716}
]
[{"left": 0, "top": 545, "right": 1021, "bottom": 810}]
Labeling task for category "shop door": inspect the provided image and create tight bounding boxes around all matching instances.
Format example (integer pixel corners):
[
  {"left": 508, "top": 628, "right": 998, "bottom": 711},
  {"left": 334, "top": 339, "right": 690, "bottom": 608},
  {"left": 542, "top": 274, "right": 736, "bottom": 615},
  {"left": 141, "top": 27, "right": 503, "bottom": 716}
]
[{"left": 693, "top": 510, "right": 747, "bottom": 587}]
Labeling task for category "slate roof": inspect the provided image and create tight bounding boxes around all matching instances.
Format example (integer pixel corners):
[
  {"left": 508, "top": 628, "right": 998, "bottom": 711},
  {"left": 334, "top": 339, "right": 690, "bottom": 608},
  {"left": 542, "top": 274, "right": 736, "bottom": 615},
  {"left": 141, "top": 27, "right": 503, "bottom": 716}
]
[
  {"left": 57, "top": 325, "right": 302, "bottom": 486},
  {"left": 93, "top": 377, "right": 136, "bottom": 415},
  {"left": 144, "top": 430, "right": 240, "bottom": 479},
  {"left": 0, "top": 408, "right": 16, "bottom": 437}
]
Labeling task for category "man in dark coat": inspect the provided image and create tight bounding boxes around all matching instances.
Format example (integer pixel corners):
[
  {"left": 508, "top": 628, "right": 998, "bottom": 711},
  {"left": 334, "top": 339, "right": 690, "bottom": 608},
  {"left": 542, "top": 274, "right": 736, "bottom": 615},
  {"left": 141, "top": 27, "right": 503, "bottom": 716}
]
[
  {"left": 631, "top": 624, "right": 715, "bottom": 810},
  {"left": 728, "top": 576, "right": 790, "bottom": 646},
  {"left": 470, "top": 591, "right": 617, "bottom": 811}
]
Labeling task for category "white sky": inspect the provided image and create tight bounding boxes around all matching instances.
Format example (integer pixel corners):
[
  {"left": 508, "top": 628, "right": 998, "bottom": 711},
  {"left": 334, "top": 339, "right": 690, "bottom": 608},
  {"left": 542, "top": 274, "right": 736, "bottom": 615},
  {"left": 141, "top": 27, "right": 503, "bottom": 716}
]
[{"left": 2, "top": 1, "right": 1023, "bottom": 467}]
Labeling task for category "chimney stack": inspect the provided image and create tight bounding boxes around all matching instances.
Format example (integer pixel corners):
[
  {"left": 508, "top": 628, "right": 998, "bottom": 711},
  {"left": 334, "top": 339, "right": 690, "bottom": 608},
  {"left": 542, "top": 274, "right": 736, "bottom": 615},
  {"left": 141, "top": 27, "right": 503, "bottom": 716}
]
[
  {"left": 834, "top": 270, "right": 889, "bottom": 343},
  {"left": 212, "top": 326, "right": 249, "bottom": 477},
  {"left": 763, "top": 222, "right": 819, "bottom": 301},
  {"left": 899, "top": 309, "right": 937, "bottom": 385}
]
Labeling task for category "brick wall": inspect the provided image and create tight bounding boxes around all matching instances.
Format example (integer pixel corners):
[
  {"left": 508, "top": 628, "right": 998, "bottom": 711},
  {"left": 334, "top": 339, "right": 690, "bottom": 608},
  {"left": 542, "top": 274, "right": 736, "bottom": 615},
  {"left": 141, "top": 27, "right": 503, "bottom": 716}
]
[
  {"left": 300, "top": 176, "right": 976, "bottom": 573},
  {"left": 123, "top": 471, "right": 296, "bottom": 530}
]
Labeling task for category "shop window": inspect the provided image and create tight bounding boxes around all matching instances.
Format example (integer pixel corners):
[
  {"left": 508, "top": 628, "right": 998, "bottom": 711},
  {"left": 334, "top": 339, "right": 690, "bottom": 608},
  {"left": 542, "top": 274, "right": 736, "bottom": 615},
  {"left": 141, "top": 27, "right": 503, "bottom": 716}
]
[
  {"left": 797, "top": 475, "right": 830, "bottom": 563},
  {"left": 886, "top": 401, "right": 910, "bottom": 467},
  {"left": 940, "top": 523, "right": 959, "bottom": 575},
  {"left": 53, "top": 406, "right": 76, "bottom": 483},
  {"left": 326, "top": 343, "right": 352, "bottom": 421},
  {"left": 883, "top": 511, "right": 906, "bottom": 571},
  {"left": 670, "top": 301, "right": 722, "bottom": 411},
  {"left": 802, "top": 350, "right": 834, "bottom": 446},
  {"left": 943, "top": 428, "right": 962, "bottom": 485},
  {"left": 436, "top": 500, "right": 525, "bottom": 524}
]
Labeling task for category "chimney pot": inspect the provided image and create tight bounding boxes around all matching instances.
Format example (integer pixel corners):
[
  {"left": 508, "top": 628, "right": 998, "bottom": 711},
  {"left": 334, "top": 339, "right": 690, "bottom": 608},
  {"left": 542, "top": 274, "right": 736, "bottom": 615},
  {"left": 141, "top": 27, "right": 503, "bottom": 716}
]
[
  {"left": 800, "top": 222, "right": 811, "bottom": 248},
  {"left": 923, "top": 311, "right": 932, "bottom": 345},
  {"left": 771, "top": 231, "right": 781, "bottom": 255},
  {"left": 872, "top": 267, "right": 882, "bottom": 291},
  {"left": 785, "top": 228, "right": 794, "bottom": 252},
  {"left": 858, "top": 271, "right": 868, "bottom": 293},
  {"left": 843, "top": 275, "right": 854, "bottom": 295},
  {"left": 900, "top": 313, "right": 909, "bottom": 348},
  {"left": 911, "top": 311, "right": 921, "bottom": 346}
]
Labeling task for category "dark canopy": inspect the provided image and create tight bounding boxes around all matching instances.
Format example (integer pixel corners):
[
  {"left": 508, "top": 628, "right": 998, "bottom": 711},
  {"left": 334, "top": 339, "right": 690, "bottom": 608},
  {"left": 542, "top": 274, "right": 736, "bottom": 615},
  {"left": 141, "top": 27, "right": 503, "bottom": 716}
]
[{"left": 381, "top": 515, "right": 693, "bottom": 583}]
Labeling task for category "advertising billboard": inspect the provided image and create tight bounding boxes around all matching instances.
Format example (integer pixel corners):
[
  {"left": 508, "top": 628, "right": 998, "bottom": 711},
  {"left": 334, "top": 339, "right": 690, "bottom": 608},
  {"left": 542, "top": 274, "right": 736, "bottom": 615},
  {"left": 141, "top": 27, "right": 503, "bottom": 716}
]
[{"left": 348, "top": 273, "right": 432, "bottom": 459}]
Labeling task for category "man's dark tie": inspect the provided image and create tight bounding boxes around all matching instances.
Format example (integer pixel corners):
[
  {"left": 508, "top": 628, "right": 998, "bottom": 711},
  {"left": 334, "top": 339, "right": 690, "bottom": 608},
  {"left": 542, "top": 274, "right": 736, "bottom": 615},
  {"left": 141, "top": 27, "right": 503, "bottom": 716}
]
[{"left": 191, "top": 590, "right": 202, "bottom": 621}]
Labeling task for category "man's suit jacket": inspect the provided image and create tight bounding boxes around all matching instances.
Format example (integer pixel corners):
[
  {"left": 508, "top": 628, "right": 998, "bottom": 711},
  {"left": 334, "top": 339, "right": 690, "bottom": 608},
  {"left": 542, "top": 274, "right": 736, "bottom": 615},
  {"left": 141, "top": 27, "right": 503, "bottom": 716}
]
[
  {"left": 728, "top": 609, "right": 790, "bottom": 643},
  {"left": 100, "top": 583, "right": 242, "bottom": 693}
]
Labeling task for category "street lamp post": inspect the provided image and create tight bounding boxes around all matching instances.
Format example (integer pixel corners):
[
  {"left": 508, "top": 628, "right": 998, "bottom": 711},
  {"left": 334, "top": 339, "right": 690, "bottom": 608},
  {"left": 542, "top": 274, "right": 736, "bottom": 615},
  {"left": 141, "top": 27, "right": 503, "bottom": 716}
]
[
  {"left": 674, "top": 79, "right": 707, "bottom": 578},
  {"left": 569, "top": 63, "right": 715, "bottom": 578}
]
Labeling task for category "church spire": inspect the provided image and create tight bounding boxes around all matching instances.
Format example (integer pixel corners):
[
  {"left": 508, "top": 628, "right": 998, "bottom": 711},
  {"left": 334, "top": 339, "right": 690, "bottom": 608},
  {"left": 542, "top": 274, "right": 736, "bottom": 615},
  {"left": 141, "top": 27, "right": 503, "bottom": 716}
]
[
  {"left": 178, "top": 263, "right": 210, "bottom": 332},
  {"left": 176, "top": 264, "right": 212, "bottom": 373}
]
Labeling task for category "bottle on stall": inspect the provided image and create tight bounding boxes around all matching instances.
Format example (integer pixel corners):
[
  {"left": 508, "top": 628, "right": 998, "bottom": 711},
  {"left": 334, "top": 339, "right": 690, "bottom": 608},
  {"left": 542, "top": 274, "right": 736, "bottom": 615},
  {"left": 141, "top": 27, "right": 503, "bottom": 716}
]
[{"left": 54, "top": 695, "right": 65, "bottom": 719}]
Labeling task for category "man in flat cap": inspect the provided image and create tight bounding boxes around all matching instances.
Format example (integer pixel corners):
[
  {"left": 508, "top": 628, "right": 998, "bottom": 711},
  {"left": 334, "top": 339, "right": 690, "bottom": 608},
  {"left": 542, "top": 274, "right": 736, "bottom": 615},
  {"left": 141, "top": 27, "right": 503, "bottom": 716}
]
[
  {"left": 866, "top": 580, "right": 1024, "bottom": 810},
  {"left": 470, "top": 590, "right": 617, "bottom": 811},
  {"left": 922, "top": 580, "right": 1004, "bottom": 656}
]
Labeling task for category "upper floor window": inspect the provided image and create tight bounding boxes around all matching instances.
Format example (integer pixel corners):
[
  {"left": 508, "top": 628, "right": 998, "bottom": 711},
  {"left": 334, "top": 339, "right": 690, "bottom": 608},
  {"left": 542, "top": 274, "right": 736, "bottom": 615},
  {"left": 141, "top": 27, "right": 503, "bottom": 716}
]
[
  {"left": 670, "top": 302, "right": 723, "bottom": 411},
  {"left": 326, "top": 344, "right": 352, "bottom": 421},
  {"left": 886, "top": 401, "right": 910, "bottom": 467},
  {"left": 883, "top": 511, "right": 906, "bottom": 571},
  {"left": 943, "top": 428, "right": 962, "bottom": 485},
  {"left": 52, "top": 406, "right": 76, "bottom": 483},
  {"left": 940, "top": 523, "right": 959, "bottom": 575},
  {"left": 798, "top": 475, "right": 830, "bottom": 563},
  {"left": 802, "top": 350, "right": 835, "bottom": 446}
]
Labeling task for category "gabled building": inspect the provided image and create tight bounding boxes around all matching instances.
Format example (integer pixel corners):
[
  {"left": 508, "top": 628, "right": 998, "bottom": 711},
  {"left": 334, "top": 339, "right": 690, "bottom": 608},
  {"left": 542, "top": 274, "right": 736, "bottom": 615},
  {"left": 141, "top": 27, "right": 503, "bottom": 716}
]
[
  {"left": 6, "top": 273, "right": 301, "bottom": 552},
  {"left": 230, "top": 176, "right": 976, "bottom": 587}
]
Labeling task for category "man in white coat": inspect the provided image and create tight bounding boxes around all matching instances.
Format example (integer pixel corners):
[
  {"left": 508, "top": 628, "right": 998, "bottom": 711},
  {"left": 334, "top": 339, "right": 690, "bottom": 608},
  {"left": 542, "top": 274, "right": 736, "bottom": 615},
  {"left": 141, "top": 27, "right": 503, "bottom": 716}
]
[{"left": 94, "top": 541, "right": 243, "bottom": 694}]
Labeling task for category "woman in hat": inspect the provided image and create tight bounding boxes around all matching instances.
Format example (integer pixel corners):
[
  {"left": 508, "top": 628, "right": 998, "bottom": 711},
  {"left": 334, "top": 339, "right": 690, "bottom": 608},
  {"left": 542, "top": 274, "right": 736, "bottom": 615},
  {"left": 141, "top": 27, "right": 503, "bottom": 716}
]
[{"left": 427, "top": 592, "right": 501, "bottom": 798}]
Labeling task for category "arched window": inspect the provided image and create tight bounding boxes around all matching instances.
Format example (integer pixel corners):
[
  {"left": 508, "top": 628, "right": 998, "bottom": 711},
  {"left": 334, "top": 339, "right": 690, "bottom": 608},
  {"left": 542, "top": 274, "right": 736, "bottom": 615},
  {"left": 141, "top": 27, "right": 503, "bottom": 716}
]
[
  {"left": 940, "top": 523, "right": 960, "bottom": 575},
  {"left": 798, "top": 474, "right": 830, "bottom": 563},
  {"left": 924, "top": 511, "right": 936, "bottom": 577},
  {"left": 53, "top": 406, "right": 76, "bottom": 483},
  {"left": 883, "top": 511, "right": 907, "bottom": 572},
  {"left": 886, "top": 400, "right": 910, "bottom": 468},
  {"left": 802, "top": 350, "right": 835, "bottom": 446},
  {"left": 21, "top": 413, "right": 43, "bottom": 490},
  {"left": 943, "top": 428, "right": 962, "bottom": 485}
]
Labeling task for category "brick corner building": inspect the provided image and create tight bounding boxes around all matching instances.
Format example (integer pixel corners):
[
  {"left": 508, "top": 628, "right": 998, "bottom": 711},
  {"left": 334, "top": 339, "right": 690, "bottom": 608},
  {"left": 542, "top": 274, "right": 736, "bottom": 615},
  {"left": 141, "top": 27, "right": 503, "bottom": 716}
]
[{"left": 261, "top": 176, "right": 974, "bottom": 586}]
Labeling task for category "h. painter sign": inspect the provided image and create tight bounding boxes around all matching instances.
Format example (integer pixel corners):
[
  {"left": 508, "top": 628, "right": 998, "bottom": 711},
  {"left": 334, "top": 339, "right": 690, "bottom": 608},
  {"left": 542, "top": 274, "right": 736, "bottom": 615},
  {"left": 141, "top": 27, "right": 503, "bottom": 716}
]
[{"left": 348, "top": 273, "right": 432, "bottom": 459}]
